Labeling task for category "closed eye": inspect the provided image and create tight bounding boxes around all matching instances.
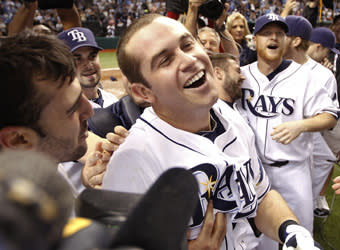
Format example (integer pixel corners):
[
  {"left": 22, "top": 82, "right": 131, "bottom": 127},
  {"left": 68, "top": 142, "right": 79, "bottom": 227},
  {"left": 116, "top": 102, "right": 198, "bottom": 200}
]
[{"left": 159, "top": 55, "right": 173, "bottom": 67}]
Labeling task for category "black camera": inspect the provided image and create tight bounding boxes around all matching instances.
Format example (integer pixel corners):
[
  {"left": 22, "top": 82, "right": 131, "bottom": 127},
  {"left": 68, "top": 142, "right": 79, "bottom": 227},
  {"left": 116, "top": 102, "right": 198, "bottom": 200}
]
[
  {"left": 37, "top": 0, "right": 73, "bottom": 10},
  {"left": 198, "top": 0, "right": 226, "bottom": 20}
]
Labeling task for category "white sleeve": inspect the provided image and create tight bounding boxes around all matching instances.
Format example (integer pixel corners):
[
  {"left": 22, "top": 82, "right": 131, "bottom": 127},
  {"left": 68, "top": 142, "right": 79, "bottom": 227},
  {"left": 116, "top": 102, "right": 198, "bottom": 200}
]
[
  {"left": 303, "top": 78, "right": 339, "bottom": 118},
  {"left": 102, "top": 147, "right": 159, "bottom": 194}
]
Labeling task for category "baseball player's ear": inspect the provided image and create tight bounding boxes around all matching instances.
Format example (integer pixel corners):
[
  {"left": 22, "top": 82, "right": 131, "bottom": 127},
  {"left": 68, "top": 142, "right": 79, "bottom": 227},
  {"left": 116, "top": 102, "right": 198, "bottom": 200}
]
[
  {"left": 0, "top": 127, "right": 38, "bottom": 150},
  {"left": 253, "top": 35, "right": 257, "bottom": 47},
  {"left": 292, "top": 36, "right": 302, "bottom": 48},
  {"left": 130, "top": 82, "right": 155, "bottom": 104},
  {"left": 214, "top": 66, "right": 224, "bottom": 80}
]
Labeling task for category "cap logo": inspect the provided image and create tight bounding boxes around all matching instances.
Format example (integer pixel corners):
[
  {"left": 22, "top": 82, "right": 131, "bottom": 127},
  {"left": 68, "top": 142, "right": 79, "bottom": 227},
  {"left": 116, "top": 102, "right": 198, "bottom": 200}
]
[
  {"left": 266, "top": 13, "right": 279, "bottom": 21},
  {"left": 67, "top": 29, "right": 87, "bottom": 42}
]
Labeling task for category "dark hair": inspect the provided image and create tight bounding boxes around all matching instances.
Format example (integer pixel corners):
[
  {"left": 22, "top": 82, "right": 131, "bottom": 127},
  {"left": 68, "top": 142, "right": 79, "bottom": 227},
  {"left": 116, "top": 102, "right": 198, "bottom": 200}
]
[
  {"left": 117, "top": 13, "right": 162, "bottom": 87},
  {"left": 0, "top": 30, "right": 76, "bottom": 131},
  {"left": 209, "top": 52, "right": 237, "bottom": 69}
]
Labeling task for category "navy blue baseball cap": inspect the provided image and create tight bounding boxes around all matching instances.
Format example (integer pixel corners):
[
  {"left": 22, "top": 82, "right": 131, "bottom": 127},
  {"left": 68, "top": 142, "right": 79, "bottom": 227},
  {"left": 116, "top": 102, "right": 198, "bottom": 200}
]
[
  {"left": 254, "top": 13, "right": 289, "bottom": 35},
  {"left": 309, "top": 27, "right": 340, "bottom": 54},
  {"left": 57, "top": 27, "right": 103, "bottom": 53},
  {"left": 285, "top": 15, "right": 312, "bottom": 40}
]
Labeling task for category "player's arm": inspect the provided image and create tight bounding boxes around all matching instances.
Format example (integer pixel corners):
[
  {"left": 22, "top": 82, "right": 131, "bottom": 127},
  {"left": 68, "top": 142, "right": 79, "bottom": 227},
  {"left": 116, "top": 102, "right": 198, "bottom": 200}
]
[
  {"left": 255, "top": 190, "right": 320, "bottom": 249},
  {"left": 7, "top": 0, "right": 37, "bottom": 35},
  {"left": 271, "top": 113, "right": 337, "bottom": 144},
  {"left": 187, "top": 200, "right": 226, "bottom": 250},
  {"left": 254, "top": 189, "right": 298, "bottom": 242}
]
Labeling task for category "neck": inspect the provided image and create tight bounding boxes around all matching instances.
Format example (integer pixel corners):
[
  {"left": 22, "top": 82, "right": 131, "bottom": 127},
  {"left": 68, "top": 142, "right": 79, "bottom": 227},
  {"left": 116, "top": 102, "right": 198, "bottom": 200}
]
[
  {"left": 288, "top": 50, "right": 309, "bottom": 65},
  {"left": 257, "top": 57, "right": 282, "bottom": 76},
  {"left": 82, "top": 87, "right": 99, "bottom": 100},
  {"left": 155, "top": 106, "right": 212, "bottom": 133},
  {"left": 218, "top": 89, "right": 233, "bottom": 103}
]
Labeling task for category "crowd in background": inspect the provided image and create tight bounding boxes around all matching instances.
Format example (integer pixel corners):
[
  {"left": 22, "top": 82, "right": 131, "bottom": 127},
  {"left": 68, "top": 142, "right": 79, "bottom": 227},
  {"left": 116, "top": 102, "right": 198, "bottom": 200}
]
[{"left": 1, "top": 0, "right": 340, "bottom": 37}]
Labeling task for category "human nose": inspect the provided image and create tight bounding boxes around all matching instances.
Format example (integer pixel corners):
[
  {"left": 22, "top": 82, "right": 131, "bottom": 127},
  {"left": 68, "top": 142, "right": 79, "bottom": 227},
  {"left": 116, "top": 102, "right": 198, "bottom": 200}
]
[
  {"left": 80, "top": 94, "right": 94, "bottom": 120},
  {"left": 178, "top": 51, "right": 196, "bottom": 72}
]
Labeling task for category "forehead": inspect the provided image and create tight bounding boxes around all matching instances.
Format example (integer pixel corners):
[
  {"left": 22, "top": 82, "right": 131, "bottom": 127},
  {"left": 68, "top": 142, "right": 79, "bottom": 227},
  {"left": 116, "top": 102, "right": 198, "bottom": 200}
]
[
  {"left": 232, "top": 18, "right": 244, "bottom": 25},
  {"left": 126, "top": 17, "right": 191, "bottom": 63},
  {"left": 199, "top": 30, "right": 218, "bottom": 40}
]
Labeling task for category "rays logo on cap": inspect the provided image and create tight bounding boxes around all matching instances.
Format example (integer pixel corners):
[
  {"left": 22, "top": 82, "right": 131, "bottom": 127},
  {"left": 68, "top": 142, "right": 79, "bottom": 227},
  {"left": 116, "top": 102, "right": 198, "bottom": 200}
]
[
  {"left": 57, "top": 27, "right": 103, "bottom": 52},
  {"left": 254, "top": 13, "right": 288, "bottom": 35},
  {"left": 266, "top": 13, "right": 280, "bottom": 21},
  {"left": 67, "top": 29, "right": 87, "bottom": 42}
]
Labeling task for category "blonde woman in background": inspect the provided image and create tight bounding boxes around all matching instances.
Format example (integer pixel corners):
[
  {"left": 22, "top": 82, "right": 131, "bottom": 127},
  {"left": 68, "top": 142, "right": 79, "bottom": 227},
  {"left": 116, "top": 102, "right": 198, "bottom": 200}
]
[{"left": 226, "top": 12, "right": 257, "bottom": 66}]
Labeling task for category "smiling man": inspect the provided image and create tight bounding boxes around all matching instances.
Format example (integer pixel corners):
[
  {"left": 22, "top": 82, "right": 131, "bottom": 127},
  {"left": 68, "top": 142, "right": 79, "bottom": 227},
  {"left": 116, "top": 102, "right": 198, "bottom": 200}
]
[
  {"left": 0, "top": 30, "right": 93, "bottom": 163},
  {"left": 101, "top": 14, "right": 320, "bottom": 250},
  {"left": 58, "top": 27, "right": 117, "bottom": 109},
  {"left": 238, "top": 13, "right": 338, "bottom": 250}
]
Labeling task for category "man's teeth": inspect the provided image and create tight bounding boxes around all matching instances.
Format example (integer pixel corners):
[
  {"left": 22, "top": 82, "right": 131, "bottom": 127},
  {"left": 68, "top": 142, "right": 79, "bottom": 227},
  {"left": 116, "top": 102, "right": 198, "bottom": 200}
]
[{"left": 185, "top": 71, "right": 204, "bottom": 87}]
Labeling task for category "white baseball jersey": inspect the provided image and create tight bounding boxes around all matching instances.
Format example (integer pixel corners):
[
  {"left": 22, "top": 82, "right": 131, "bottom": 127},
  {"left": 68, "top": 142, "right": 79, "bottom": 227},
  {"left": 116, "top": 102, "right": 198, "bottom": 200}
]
[
  {"left": 304, "top": 58, "right": 338, "bottom": 203},
  {"left": 102, "top": 99, "right": 270, "bottom": 250},
  {"left": 238, "top": 60, "right": 339, "bottom": 249},
  {"left": 305, "top": 58, "right": 340, "bottom": 158},
  {"left": 90, "top": 87, "right": 118, "bottom": 109},
  {"left": 304, "top": 58, "right": 339, "bottom": 107},
  {"left": 239, "top": 60, "right": 338, "bottom": 165}
]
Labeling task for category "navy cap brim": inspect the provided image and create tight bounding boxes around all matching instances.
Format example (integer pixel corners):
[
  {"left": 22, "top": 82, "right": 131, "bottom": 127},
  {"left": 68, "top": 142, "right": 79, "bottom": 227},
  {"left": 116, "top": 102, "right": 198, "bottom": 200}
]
[
  {"left": 70, "top": 43, "right": 103, "bottom": 53},
  {"left": 330, "top": 47, "right": 340, "bottom": 55}
]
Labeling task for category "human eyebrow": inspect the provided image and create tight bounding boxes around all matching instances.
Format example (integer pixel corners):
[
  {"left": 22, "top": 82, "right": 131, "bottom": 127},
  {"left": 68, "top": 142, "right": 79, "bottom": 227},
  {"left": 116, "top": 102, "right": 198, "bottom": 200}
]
[
  {"left": 150, "top": 33, "right": 194, "bottom": 70},
  {"left": 151, "top": 48, "right": 168, "bottom": 70},
  {"left": 66, "top": 92, "right": 82, "bottom": 115}
]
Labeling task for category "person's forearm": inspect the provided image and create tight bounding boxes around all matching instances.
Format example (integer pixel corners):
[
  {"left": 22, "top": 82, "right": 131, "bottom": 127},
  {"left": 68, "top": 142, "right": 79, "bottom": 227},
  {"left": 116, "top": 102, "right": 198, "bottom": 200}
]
[
  {"left": 302, "top": 112, "right": 337, "bottom": 132},
  {"left": 57, "top": 4, "right": 81, "bottom": 30},
  {"left": 8, "top": 1, "right": 37, "bottom": 35},
  {"left": 254, "top": 190, "right": 298, "bottom": 243},
  {"left": 185, "top": 2, "right": 200, "bottom": 38},
  {"left": 219, "top": 29, "right": 239, "bottom": 58}
]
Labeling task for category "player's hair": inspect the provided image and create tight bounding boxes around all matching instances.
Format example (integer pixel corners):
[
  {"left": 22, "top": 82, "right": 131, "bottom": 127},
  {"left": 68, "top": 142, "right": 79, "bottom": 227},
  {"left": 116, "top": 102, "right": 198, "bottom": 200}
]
[
  {"left": 117, "top": 14, "right": 162, "bottom": 87},
  {"left": 288, "top": 35, "right": 310, "bottom": 51},
  {"left": 0, "top": 30, "right": 76, "bottom": 132},
  {"left": 226, "top": 12, "right": 251, "bottom": 40},
  {"left": 209, "top": 52, "right": 237, "bottom": 69},
  {"left": 198, "top": 26, "right": 221, "bottom": 46}
]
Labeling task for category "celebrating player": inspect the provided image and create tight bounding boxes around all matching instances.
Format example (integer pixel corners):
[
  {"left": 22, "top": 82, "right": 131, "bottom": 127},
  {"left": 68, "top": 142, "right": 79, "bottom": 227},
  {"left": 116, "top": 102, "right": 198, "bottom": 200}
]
[
  {"left": 283, "top": 15, "right": 339, "bottom": 218},
  {"left": 101, "top": 14, "right": 320, "bottom": 250},
  {"left": 238, "top": 13, "right": 338, "bottom": 250}
]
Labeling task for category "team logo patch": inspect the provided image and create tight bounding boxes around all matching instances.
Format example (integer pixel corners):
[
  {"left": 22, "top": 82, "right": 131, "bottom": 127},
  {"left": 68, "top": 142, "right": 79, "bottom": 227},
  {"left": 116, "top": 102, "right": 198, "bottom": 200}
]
[{"left": 67, "top": 29, "right": 87, "bottom": 42}]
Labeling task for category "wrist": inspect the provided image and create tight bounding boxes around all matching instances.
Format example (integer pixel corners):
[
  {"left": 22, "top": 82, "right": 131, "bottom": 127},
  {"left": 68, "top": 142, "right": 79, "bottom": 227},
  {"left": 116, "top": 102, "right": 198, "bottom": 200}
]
[
  {"left": 278, "top": 219, "right": 299, "bottom": 242},
  {"left": 189, "top": 1, "right": 202, "bottom": 9},
  {"left": 215, "top": 21, "right": 226, "bottom": 32}
]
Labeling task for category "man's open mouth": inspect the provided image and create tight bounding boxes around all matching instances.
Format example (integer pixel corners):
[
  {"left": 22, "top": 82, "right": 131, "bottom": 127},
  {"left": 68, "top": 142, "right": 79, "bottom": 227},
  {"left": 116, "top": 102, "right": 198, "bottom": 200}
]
[{"left": 184, "top": 71, "right": 206, "bottom": 89}]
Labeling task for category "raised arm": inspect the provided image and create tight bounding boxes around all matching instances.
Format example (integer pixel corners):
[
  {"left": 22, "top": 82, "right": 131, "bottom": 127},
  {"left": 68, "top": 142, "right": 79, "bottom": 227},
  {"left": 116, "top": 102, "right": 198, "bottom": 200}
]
[
  {"left": 215, "top": 3, "right": 239, "bottom": 57},
  {"left": 57, "top": 3, "right": 81, "bottom": 30},
  {"left": 7, "top": 0, "right": 38, "bottom": 35},
  {"left": 281, "top": 0, "right": 297, "bottom": 18},
  {"left": 185, "top": 0, "right": 206, "bottom": 38}
]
